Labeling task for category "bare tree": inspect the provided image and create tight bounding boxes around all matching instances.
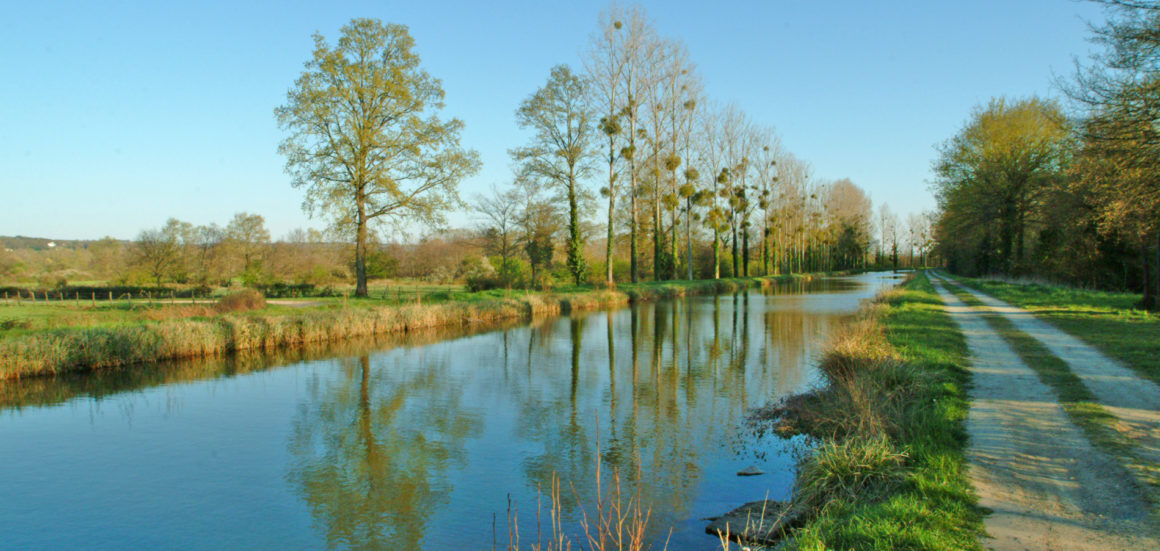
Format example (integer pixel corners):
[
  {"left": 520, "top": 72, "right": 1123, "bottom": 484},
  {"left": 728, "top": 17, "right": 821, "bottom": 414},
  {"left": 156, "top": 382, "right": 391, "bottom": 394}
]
[
  {"left": 585, "top": 7, "right": 629, "bottom": 285},
  {"left": 474, "top": 183, "right": 521, "bottom": 288},
  {"left": 614, "top": 7, "right": 660, "bottom": 283}
]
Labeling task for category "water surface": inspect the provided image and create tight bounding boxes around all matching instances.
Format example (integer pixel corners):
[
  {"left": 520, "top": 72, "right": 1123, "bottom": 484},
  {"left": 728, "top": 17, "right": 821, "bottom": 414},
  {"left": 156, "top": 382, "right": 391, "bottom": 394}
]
[{"left": 0, "top": 273, "right": 901, "bottom": 550}]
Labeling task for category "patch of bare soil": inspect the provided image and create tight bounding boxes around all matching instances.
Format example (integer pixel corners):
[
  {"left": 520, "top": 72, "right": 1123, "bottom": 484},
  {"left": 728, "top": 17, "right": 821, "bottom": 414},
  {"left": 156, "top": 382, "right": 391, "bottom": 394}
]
[{"left": 931, "top": 276, "right": 1159, "bottom": 550}]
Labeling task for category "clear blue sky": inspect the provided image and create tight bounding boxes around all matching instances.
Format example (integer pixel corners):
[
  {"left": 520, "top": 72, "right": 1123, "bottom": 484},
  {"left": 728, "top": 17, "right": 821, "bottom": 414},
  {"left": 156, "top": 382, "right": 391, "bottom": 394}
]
[{"left": 0, "top": 0, "right": 1105, "bottom": 240}]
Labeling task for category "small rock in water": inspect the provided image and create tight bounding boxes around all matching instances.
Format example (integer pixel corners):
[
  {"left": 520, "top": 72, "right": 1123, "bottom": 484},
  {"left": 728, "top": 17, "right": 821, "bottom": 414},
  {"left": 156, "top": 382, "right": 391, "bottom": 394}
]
[
  {"left": 706, "top": 500, "right": 801, "bottom": 545},
  {"left": 737, "top": 465, "right": 764, "bottom": 476}
]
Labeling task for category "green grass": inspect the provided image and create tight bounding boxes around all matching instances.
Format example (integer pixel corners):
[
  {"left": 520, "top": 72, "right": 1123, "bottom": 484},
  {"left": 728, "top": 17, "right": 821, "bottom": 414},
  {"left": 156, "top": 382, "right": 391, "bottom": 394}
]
[
  {"left": 941, "top": 281, "right": 1160, "bottom": 508},
  {"left": 949, "top": 275, "right": 1160, "bottom": 386},
  {"left": 773, "top": 272, "right": 983, "bottom": 550}
]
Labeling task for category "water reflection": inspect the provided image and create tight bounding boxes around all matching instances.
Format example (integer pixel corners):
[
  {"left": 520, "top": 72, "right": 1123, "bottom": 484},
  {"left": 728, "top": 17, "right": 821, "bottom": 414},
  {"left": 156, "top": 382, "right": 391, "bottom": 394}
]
[
  {"left": 287, "top": 353, "right": 483, "bottom": 550},
  {"left": 0, "top": 273, "right": 898, "bottom": 550}
]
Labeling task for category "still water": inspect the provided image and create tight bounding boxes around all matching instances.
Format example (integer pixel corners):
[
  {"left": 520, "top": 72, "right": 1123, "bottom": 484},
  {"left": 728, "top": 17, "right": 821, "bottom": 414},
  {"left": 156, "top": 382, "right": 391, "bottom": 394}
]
[{"left": 0, "top": 273, "right": 901, "bottom": 550}]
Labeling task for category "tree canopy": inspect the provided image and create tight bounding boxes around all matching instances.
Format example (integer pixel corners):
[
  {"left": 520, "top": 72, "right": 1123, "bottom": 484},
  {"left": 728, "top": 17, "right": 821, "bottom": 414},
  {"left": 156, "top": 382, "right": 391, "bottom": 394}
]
[{"left": 276, "top": 18, "right": 480, "bottom": 296}]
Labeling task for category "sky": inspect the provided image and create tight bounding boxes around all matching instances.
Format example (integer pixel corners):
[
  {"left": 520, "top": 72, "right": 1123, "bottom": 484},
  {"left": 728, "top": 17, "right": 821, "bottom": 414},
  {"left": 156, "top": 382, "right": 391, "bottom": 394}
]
[{"left": 0, "top": 0, "right": 1108, "bottom": 241}]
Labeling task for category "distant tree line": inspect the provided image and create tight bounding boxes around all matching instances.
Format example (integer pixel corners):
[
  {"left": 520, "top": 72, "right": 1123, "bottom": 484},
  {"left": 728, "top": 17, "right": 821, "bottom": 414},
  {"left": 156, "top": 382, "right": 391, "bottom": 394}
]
[{"left": 932, "top": 1, "right": 1160, "bottom": 309}]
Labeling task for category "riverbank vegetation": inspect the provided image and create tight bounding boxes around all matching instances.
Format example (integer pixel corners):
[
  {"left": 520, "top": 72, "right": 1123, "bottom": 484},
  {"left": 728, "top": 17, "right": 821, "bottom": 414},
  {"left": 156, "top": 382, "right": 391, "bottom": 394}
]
[
  {"left": 758, "top": 272, "right": 981, "bottom": 549},
  {"left": 0, "top": 274, "right": 820, "bottom": 380},
  {"left": 932, "top": 1, "right": 1160, "bottom": 310}
]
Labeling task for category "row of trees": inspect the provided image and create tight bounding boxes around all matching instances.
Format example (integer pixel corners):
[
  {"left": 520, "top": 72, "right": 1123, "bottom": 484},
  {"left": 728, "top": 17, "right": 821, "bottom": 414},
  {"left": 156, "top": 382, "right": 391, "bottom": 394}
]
[
  {"left": 4, "top": 9, "right": 933, "bottom": 292},
  {"left": 473, "top": 6, "right": 883, "bottom": 289},
  {"left": 128, "top": 214, "right": 344, "bottom": 288},
  {"left": 932, "top": 1, "right": 1160, "bottom": 309}
]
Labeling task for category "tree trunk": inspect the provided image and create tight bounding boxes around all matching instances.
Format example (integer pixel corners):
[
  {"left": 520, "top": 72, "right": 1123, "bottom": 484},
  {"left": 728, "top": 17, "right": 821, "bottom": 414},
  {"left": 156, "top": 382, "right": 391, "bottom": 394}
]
[
  {"left": 742, "top": 228, "right": 750, "bottom": 277},
  {"left": 630, "top": 168, "right": 639, "bottom": 284},
  {"left": 653, "top": 184, "right": 662, "bottom": 281},
  {"left": 1143, "top": 236, "right": 1160, "bottom": 311},
  {"left": 606, "top": 160, "right": 616, "bottom": 286},
  {"left": 686, "top": 198, "right": 694, "bottom": 280},
  {"left": 567, "top": 172, "right": 582, "bottom": 286},
  {"left": 670, "top": 208, "right": 679, "bottom": 280},
  {"left": 355, "top": 191, "right": 368, "bottom": 297},
  {"left": 1015, "top": 201, "right": 1026, "bottom": 275},
  {"left": 713, "top": 229, "right": 720, "bottom": 279},
  {"left": 761, "top": 227, "right": 769, "bottom": 276},
  {"left": 731, "top": 222, "right": 739, "bottom": 277}
]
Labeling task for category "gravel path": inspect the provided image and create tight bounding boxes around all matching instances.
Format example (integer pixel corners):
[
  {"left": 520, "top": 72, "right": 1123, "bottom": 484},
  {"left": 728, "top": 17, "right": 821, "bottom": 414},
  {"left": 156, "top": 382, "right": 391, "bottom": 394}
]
[
  {"left": 948, "top": 279, "right": 1160, "bottom": 475},
  {"left": 930, "top": 275, "right": 1159, "bottom": 550}
]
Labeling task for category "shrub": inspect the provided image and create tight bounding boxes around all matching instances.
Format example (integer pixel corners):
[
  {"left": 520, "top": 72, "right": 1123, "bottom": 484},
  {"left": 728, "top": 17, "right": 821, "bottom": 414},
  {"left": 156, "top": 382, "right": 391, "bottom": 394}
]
[
  {"left": 465, "top": 271, "right": 508, "bottom": 292},
  {"left": 215, "top": 289, "right": 266, "bottom": 313}
]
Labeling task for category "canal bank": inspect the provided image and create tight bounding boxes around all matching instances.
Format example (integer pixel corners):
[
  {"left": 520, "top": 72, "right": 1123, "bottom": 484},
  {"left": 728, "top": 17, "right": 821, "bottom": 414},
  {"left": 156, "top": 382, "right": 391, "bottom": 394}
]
[
  {"left": 1, "top": 274, "right": 839, "bottom": 380},
  {"left": 749, "top": 271, "right": 984, "bottom": 549}
]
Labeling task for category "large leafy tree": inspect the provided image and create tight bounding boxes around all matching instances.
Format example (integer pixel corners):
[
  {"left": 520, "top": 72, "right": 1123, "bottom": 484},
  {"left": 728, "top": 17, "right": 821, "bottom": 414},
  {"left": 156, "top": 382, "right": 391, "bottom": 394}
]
[
  {"left": 1067, "top": 0, "right": 1160, "bottom": 309},
  {"left": 512, "top": 65, "right": 595, "bottom": 286},
  {"left": 277, "top": 19, "right": 481, "bottom": 296},
  {"left": 931, "top": 97, "right": 1070, "bottom": 275}
]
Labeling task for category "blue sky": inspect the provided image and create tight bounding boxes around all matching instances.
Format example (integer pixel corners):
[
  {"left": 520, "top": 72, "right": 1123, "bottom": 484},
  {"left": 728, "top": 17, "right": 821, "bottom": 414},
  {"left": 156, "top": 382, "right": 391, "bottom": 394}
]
[{"left": 0, "top": 1, "right": 1105, "bottom": 240}]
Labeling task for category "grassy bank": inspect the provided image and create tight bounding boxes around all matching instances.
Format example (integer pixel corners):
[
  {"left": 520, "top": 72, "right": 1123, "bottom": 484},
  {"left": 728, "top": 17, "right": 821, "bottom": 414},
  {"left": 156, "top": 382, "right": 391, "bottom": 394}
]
[
  {"left": 762, "top": 271, "right": 982, "bottom": 549},
  {"left": 949, "top": 275, "right": 1160, "bottom": 386},
  {"left": 0, "top": 275, "right": 818, "bottom": 380}
]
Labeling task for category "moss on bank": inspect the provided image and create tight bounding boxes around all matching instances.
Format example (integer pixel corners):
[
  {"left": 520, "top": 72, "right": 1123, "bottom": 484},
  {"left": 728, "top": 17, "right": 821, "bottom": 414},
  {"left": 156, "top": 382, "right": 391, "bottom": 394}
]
[{"left": 0, "top": 275, "right": 816, "bottom": 380}]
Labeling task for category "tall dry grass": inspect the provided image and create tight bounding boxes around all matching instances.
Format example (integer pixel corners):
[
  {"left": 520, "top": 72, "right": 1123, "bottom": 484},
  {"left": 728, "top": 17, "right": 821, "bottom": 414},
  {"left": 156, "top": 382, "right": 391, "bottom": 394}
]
[{"left": 1, "top": 278, "right": 764, "bottom": 380}]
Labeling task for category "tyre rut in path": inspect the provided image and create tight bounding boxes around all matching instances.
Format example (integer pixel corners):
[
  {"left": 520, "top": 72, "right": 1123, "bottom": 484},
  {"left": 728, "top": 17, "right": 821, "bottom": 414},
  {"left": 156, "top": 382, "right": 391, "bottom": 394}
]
[
  {"left": 929, "top": 276, "right": 1158, "bottom": 550},
  {"left": 947, "top": 277, "right": 1160, "bottom": 477}
]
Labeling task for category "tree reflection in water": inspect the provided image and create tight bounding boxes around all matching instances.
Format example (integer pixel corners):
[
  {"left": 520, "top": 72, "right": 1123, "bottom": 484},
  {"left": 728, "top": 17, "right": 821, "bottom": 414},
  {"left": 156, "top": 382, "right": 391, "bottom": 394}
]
[
  {"left": 277, "top": 276, "right": 879, "bottom": 548},
  {"left": 286, "top": 353, "right": 483, "bottom": 550},
  {"left": 0, "top": 275, "right": 897, "bottom": 550}
]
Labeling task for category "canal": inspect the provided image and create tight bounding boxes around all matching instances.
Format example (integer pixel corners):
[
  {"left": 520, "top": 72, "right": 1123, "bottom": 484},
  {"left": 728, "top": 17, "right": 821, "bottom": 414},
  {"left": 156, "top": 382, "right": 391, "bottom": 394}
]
[{"left": 0, "top": 272, "right": 902, "bottom": 550}]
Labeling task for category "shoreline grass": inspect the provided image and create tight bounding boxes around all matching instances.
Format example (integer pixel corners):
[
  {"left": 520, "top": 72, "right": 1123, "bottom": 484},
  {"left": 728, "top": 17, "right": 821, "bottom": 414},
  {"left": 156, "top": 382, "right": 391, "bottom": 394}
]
[
  {"left": 757, "top": 271, "right": 982, "bottom": 549},
  {"left": 949, "top": 274, "right": 1160, "bottom": 386},
  {"left": 0, "top": 274, "right": 829, "bottom": 380}
]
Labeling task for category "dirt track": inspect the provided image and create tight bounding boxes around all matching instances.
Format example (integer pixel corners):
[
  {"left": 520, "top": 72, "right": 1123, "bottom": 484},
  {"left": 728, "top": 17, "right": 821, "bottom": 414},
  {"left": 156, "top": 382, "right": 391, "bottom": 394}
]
[
  {"left": 951, "top": 282, "right": 1160, "bottom": 475},
  {"left": 930, "top": 275, "right": 1159, "bottom": 550}
]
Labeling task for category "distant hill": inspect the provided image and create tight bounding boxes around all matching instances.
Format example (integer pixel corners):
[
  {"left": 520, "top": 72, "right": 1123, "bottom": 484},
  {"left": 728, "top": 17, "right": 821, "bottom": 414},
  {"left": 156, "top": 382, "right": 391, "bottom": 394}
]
[{"left": 0, "top": 235, "right": 126, "bottom": 251}]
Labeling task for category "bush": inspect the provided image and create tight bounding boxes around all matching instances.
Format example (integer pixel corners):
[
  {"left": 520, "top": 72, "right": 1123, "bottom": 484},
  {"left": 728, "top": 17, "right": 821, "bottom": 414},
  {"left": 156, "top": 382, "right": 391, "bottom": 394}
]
[
  {"left": 489, "top": 256, "right": 529, "bottom": 288},
  {"left": 215, "top": 289, "right": 266, "bottom": 313},
  {"left": 465, "top": 274, "right": 503, "bottom": 292},
  {"left": 257, "top": 282, "right": 317, "bottom": 298}
]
